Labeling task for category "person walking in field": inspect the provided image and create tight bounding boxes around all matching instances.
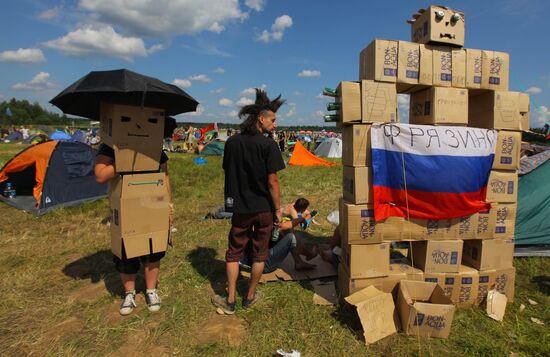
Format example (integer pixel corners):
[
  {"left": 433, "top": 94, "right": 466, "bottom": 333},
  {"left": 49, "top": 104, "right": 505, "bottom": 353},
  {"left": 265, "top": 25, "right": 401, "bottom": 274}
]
[
  {"left": 212, "top": 89, "right": 286, "bottom": 314},
  {"left": 94, "top": 118, "right": 175, "bottom": 316}
]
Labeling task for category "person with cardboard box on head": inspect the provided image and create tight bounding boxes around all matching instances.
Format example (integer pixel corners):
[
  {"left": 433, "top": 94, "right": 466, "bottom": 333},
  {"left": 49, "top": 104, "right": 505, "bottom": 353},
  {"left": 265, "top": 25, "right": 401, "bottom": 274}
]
[
  {"left": 212, "top": 89, "right": 286, "bottom": 314},
  {"left": 95, "top": 117, "right": 174, "bottom": 316}
]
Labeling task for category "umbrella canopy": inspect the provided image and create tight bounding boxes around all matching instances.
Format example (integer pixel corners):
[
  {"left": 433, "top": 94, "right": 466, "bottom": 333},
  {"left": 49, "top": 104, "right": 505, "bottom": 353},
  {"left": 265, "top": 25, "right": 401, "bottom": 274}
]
[{"left": 50, "top": 69, "right": 199, "bottom": 119}]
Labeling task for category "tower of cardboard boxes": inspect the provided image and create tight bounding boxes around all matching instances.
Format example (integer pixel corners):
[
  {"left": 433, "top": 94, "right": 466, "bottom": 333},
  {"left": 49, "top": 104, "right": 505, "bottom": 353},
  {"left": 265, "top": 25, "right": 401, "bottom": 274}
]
[
  {"left": 100, "top": 102, "right": 171, "bottom": 259},
  {"left": 327, "top": 5, "right": 527, "bottom": 333}
]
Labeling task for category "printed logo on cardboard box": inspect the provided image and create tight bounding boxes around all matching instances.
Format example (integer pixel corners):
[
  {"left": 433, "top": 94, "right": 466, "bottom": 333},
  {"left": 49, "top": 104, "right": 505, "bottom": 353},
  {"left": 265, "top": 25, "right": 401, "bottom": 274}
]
[
  {"left": 480, "top": 275, "right": 490, "bottom": 283},
  {"left": 415, "top": 313, "right": 447, "bottom": 330},
  {"left": 445, "top": 277, "right": 455, "bottom": 285},
  {"left": 425, "top": 278, "right": 438, "bottom": 283}
]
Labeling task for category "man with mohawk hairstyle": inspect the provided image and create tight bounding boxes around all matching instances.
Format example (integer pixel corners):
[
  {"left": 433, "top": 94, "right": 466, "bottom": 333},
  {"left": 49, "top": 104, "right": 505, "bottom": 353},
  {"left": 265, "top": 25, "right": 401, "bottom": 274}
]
[{"left": 212, "top": 89, "right": 286, "bottom": 314}]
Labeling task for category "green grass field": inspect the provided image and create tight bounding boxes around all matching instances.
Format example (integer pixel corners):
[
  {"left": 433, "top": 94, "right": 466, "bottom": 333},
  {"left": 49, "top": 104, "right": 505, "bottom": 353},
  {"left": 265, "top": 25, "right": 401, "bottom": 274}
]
[{"left": 0, "top": 142, "right": 548, "bottom": 356}]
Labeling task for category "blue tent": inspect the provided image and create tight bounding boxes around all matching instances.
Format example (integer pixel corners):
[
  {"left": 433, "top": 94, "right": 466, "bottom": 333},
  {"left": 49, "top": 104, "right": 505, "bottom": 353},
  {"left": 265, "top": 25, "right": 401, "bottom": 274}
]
[
  {"left": 4, "top": 131, "right": 23, "bottom": 142},
  {"left": 50, "top": 130, "right": 72, "bottom": 140},
  {"left": 70, "top": 130, "right": 87, "bottom": 143}
]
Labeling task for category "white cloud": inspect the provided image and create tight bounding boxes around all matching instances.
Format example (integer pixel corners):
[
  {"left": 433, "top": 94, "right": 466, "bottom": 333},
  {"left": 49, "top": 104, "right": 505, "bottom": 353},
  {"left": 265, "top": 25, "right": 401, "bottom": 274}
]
[
  {"left": 229, "top": 110, "right": 239, "bottom": 117},
  {"left": 189, "top": 74, "right": 212, "bottom": 83},
  {"left": 172, "top": 79, "right": 192, "bottom": 88},
  {"left": 315, "top": 110, "right": 325, "bottom": 118},
  {"left": 147, "top": 43, "right": 167, "bottom": 54},
  {"left": 0, "top": 48, "right": 46, "bottom": 64},
  {"left": 38, "top": 6, "right": 62, "bottom": 20},
  {"left": 210, "top": 88, "right": 224, "bottom": 94},
  {"left": 213, "top": 67, "right": 225, "bottom": 73},
  {"left": 43, "top": 25, "right": 147, "bottom": 61},
  {"left": 237, "top": 97, "right": 254, "bottom": 106},
  {"left": 245, "top": 0, "right": 266, "bottom": 11},
  {"left": 532, "top": 105, "right": 550, "bottom": 126},
  {"left": 526, "top": 87, "right": 542, "bottom": 95},
  {"left": 12, "top": 72, "right": 56, "bottom": 91},
  {"left": 188, "top": 104, "right": 205, "bottom": 116},
  {"left": 285, "top": 103, "right": 296, "bottom": 118},
  {"left": 218, "top": 98, "right": 233, "bottom": 106},
  {"left": 298, "top": 70, "right": 320, "bottom": 78},
  {"left": 293, "top": 91, "right": 303, "bottom": 96},
  {"left": 257, "top": 14, "right": 293, "bottom": 43},
  {"left": 241, "top": 84, "right": 267, "bottom": 96},
  {"left": 79, "top": 0, "right": 248, "bottom": 37}
]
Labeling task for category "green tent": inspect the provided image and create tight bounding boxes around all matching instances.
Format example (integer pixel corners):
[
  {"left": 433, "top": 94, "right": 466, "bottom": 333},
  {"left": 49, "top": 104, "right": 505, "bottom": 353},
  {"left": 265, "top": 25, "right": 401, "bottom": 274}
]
[
  {"left": 201, "top": 140, "right": 225, "bottom": 156},
  {"left": 515, "top": 151, "right": 550, "bottom": 245}
]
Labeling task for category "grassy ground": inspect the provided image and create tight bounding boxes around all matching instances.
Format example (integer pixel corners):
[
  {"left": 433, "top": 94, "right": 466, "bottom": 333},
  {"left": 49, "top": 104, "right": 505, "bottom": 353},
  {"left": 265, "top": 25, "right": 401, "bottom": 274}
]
[{"left": 0, "top": 142, "right": 548, "bottom": 356}]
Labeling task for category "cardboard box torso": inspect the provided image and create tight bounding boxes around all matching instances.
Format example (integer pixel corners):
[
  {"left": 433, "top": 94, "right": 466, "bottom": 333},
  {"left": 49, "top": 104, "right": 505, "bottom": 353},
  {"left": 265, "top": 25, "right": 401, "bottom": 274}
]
[
  {"left": 491, "top": 203, "right": 516, "bottom": 239},
  {"left": 469, "top": 91, "right": 521, "bottom": 130},
  {"left": 432, "top": 47, "right": 453, "bottom": 87},
  {"left": 462, "top": 239, "right": 515, "bottom": 271},
  {"left": 360, "top": 39, "right": 398, "bottom": 83},
  {"left": 336, "top": 81, "right": 362, "bottom": 124},
  {"left": 410, "top": 240, "right": 463, "bottom": 273},
  {"left": 451, "top": 48, "right": 466, "bottom": 88},
  {"left": 465, "top": 49, "right": 482, "bottom": 89},
  {"left": 410, "top": 87, "right": 468, "bottom": 125},
  {"left": 418, "top": 44, "right": 433, "bottom": 86},
  {"left": 100, "top": 102, "right": 165, "bottom": 172},
  {"left": 109, "top": 172, "right": 170, "bottom": 259},
  {"left": 397, "top": 41, "right": 420, "bottom": 91},
  {"left": 342, "top": 125, "right": 372, "bottom": 166},
  {"left": 486, "top": 170, "right": 518, "bottom": 203},
  {"left": 343, "top": 166, "right": 373, "bottom": 204},
  {"left": 493, "top": 131, "right": 521, "bottom": 170},
  {"left": 361, "top": 80, "right": 397, "bottom": 123},
  {"left": 481, "top": 51, "right": 510, "bottom": 91}
]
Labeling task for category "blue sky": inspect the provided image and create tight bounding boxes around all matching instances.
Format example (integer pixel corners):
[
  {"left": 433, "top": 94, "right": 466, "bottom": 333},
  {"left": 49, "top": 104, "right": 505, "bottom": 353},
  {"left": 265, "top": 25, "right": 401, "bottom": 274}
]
[{"left": 0, "top": 0, "right": 548, "bottom": 127}]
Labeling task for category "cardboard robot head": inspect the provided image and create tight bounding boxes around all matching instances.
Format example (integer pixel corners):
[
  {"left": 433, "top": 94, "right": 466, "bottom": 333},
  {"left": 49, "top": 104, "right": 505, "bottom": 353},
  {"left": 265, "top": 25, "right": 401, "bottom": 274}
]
[{"left": 408, "top": 5, "right": 465, "bottom": 47}]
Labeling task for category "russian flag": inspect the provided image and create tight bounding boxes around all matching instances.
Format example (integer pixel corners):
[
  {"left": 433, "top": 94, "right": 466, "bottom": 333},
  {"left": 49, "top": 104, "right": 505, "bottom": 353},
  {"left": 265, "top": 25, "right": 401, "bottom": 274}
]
[{"left": 371, "top": 123, "right": 496, "bottom": 221}]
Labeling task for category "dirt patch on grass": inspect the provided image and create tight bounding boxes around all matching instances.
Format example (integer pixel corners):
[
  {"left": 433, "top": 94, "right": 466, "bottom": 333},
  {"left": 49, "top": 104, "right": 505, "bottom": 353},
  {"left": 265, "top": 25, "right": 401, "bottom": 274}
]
[
  {"left": 108, "top": 321, "right": 171, "bottom": 357},
  {"left": 190, "top": 314, "right": 249, "bottom": 347},
  {"left": 29, "top": 316, "right": 85, "bottom": 355},
  {"left": 68, "top": 282, "right": 107, "bottom": 304}
]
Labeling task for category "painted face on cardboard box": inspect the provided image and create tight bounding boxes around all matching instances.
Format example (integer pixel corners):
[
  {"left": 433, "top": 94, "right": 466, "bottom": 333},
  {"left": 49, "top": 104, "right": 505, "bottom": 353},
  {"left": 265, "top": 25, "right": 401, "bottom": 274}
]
[{"left": 430, "top": 7, "right": 464, "bottom": 41}]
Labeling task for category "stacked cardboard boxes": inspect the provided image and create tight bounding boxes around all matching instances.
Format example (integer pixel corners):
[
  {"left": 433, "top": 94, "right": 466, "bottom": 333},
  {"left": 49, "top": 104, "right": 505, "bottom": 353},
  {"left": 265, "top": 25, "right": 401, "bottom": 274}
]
[
  {"left": 100, "top": 102, "right": 171, "bottom": 259},
  {"left": 333, "top": 5, "right": 525, "bottom": 314}
]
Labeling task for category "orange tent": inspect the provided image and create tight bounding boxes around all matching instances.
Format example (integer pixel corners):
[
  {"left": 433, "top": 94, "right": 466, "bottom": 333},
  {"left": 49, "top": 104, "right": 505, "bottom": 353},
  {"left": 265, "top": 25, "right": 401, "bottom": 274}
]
[{"left": 288, "top": 141, "right": 337, "bottom": 167}]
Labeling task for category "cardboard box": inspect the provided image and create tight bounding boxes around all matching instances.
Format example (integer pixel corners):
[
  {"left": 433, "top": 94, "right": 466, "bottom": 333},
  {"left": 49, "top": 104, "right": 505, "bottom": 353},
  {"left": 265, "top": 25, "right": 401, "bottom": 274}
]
[
  {"left": 342, "top": 124, "right": 371, "bottom": 166},
  {"left": 469, "top": 91, "right": 521, "bottom": 130},
  {"left": 397, "top": 41, "right": 420, "bottom": 91},
  {"left": 432, "top": 47, "right": 453, "bottom": 87},
  {"left": 410, "top": 5, "right": 465, "bottom": 47},
  {"left": 491, "top": 203, "right": 517, "bottom": 239},
  {"left": 338, "top": 261, "right": 423, "bottom": 297},
  {"left": 465, "top": 49, "right": 482, "bottom": 89},
  {"left": 481, "top": 51, "right": 510, "bottom": 90},
  {"left": 451, "top": 48, "right": 466, "bottom": 88},
  {"left": 359, "top": 39, "right": 398, "bottom": 83},
  {"left": 422, "top": 272, "right": 456, "bottom": 300},
  {"left": 410, "top": 87, "right": 468, "bottom": 125},
  {"left": 476, "top": 269, "right": 497, "bottom": 305},
  {"left": 486, "top": 170, "right": 518, "bottom": 203},
  {"left": 452, "top": 215, "right": 477, "bottom": 240},
  {"left": 341, "top": 243, "right": 390, "bottom": 279},
  {"left": 493, "top": 131, "right": 521, "bottom": 170},
  {"left": 462, "top": 239, "right": 514, "bottom": 271},
  {"left": 519, "top": 93, "right": 530, "bottom": 131},
  {"left": 345, "top": 286, "right": 398, "bottom": 344},
  {"left": 340, "top": 200, "right": 403, "bottom": 244},
  {"left": 424, "top": 265, "right": 479, "bottom": 306},
  {"left": 403, "top": 218, "right": 456, "bottom": 241},
  {"left": 335, "top": 81, "right": 361, "bottom": 125},
  {"left": 109, "top": 172, "right": 170, "bottom": 259},
  {"left": 494, "top": 266, "right": 516, "bottom": 302},
  {"left": 361, "top": 80, "right": 397, "bottom": 123},
  {"left": 396, "top": 280, "right": 456, "bottom": 339},
  {"left": 474, "top": 210, "right": 495, "bottom": 239},
  {"left": 343, "top": 166, "right": 373, "bottom": 204},
  {"left": 419, "top": 44, "right": 433, "bottom": 86},
  {"left": 100, "top": 102, "right": 165, "bottom": 172},
  {"left": 410, "top": 240, "right": 463, "bottom": 273}
]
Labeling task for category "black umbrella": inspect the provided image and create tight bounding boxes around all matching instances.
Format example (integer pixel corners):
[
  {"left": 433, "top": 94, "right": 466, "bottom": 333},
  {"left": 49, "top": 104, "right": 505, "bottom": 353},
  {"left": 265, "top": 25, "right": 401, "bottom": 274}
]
[{"left": 50, "top": 69, "right": 199, "bottom": 119}]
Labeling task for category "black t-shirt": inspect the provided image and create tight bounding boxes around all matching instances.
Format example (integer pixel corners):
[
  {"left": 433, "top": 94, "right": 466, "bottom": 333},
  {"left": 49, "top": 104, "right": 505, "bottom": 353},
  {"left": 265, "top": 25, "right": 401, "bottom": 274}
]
[
  {"left": 96, "top": 143, "right": 168, "bottom": 168},
  {"left": 223, "top": 133, "right": 285, "bottom": 214}
]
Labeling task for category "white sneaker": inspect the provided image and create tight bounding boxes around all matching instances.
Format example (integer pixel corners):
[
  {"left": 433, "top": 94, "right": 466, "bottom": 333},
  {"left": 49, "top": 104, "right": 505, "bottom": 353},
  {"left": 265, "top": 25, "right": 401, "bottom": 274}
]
[
  {"left": 120, "top": 291, "right": 137, "bottom": 316},
  {"left": 145, "top": 289, "right": 161, "bottom": 312}
]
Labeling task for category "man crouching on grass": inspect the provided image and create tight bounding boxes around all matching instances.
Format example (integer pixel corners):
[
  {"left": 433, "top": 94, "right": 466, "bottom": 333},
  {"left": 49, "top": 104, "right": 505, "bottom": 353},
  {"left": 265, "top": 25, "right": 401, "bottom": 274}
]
[{"left": 212, "top": 89, "right": 286, "bottom": 314}]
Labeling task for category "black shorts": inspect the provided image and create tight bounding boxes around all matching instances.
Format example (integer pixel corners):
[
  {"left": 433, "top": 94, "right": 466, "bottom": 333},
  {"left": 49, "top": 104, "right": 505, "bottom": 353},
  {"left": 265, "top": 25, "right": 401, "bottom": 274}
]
[{"left": 113, "top": 252, "right": 165, "bottom": 274}]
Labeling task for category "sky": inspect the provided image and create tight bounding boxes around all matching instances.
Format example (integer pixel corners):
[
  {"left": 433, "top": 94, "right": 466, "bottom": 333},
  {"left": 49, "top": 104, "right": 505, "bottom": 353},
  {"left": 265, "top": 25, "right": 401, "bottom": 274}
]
[{"left": 0, "top": 0, "right": 549, "bottom": 127}]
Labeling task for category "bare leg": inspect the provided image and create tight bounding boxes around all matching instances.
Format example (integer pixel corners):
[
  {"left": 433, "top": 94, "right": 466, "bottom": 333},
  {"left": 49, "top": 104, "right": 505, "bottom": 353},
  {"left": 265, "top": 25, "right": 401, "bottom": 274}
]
[
  {"left": 144, "top": 261, "right": 160, "bottom": 290},
  {"left": 120, "top": 273, "right": 136, "bottom": 293},
  {"left": 291, "top": 247, "right": 316, "bottom": 270},
  {"left": 247, "top": 261, "right": 265, "bottom": 300},
  {"left": 322, "top": 225, "right": 341, "bottom": 262},
  {"left": 226, "top": 261, "right": 240, "bottom": 304}
]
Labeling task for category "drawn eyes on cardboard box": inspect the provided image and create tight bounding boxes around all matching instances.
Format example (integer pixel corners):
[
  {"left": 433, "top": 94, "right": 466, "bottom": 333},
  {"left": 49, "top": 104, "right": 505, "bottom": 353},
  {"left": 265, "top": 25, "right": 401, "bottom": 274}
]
[{"left": 120, "top": 116, "right": 160, "bottom": 124}]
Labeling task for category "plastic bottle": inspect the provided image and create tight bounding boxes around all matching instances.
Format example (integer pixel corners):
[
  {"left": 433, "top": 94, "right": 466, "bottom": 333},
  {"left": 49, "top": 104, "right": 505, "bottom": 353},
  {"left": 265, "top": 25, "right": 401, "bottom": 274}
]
[
  {"left": 4, "top": 182, "right": 16, "bottom": 198},
  {"left": 271, "top": 227, "right": 280, "bottom": 242}
]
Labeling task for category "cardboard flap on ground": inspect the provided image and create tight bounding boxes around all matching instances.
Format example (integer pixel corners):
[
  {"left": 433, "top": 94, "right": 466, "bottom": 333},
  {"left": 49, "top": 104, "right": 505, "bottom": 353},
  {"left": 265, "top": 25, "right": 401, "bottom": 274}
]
[
  {"left": 109, "top": 172, "right": 170, "bottom": 259},
  {"left": 486, "top": 290, "right": 507, "bottom": 321},
  {"left": 345, "top": 286, "right": 398, "bottom": 344},
  {"left": 493, "top": 131, "right": 521, "bottom": 171},
  {"left": 397, "top": 280, "right": 455, "bottom": 339},
  {"left": 360, "top": 80, "right": 397, "bottom": 123},
  {"left": 410, "top": 5, "right": 465, "bottom": 47},
  {"left": 342, "top": 125, "right": 372, "bottom": 166},
  {"left": 100, "top": 102, "right": 165, "bottom": 172},
  {"left": 359, "top": 39, "right": 398, "bottom": 83}
]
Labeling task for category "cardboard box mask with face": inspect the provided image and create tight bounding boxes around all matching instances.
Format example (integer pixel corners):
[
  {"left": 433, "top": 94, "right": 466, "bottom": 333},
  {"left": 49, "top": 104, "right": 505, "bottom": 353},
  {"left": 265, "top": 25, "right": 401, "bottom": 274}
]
[{"left": 409, "top": 5, "right": 465, "bottom": 47}]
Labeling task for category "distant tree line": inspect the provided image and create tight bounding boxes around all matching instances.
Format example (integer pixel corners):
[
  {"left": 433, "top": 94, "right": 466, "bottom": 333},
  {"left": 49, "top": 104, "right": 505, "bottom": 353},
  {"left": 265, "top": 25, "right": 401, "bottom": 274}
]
[
  {"left": 0, "top": 98, "right": 77, "bottom": 126},
  {"left": 178, "top": 121, "right": 339, "bottom": 132}
]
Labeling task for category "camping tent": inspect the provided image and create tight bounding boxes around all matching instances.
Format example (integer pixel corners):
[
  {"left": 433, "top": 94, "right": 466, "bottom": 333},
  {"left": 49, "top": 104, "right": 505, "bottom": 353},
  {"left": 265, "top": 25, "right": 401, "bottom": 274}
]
[
  {"left": 0, "top": 140, "right": 107, "bottom": 215},
  {"left": 515, "top": 151, "right": 550, "bottom": 245},
  {"left": 289, "top": 141, "right": 337, "bottom": 167},
  {"left": 50, "top": 130, "right": 72, "bottom": 140},
  {"left": 23, "top": 134, "right": 48, "bottom": 145},
  {"left": 4, "top": 131, "right": 23, "bottom": 142},
  {"left": 201, "top": 139, "right": 225, "bottom": 156},
  {"left": 71, "top": 130, "right": 87, "bottom": 143},
  {"left": 315, "top": 138, "right": 342, "bottom": 158}
]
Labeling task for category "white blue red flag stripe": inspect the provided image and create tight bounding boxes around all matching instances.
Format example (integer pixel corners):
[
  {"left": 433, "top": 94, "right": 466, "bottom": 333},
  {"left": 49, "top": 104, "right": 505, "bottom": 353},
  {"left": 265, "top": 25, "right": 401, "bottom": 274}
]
[{"left": 371, "top": 123, "right": 497, "bottom": 221}]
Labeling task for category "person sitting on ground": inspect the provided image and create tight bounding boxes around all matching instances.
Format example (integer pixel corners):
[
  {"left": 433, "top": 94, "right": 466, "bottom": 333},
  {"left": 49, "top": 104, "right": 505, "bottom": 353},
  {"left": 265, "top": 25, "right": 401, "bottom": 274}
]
[{"left": 321, "top": 224, "right": 342, "bottom": 267}]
